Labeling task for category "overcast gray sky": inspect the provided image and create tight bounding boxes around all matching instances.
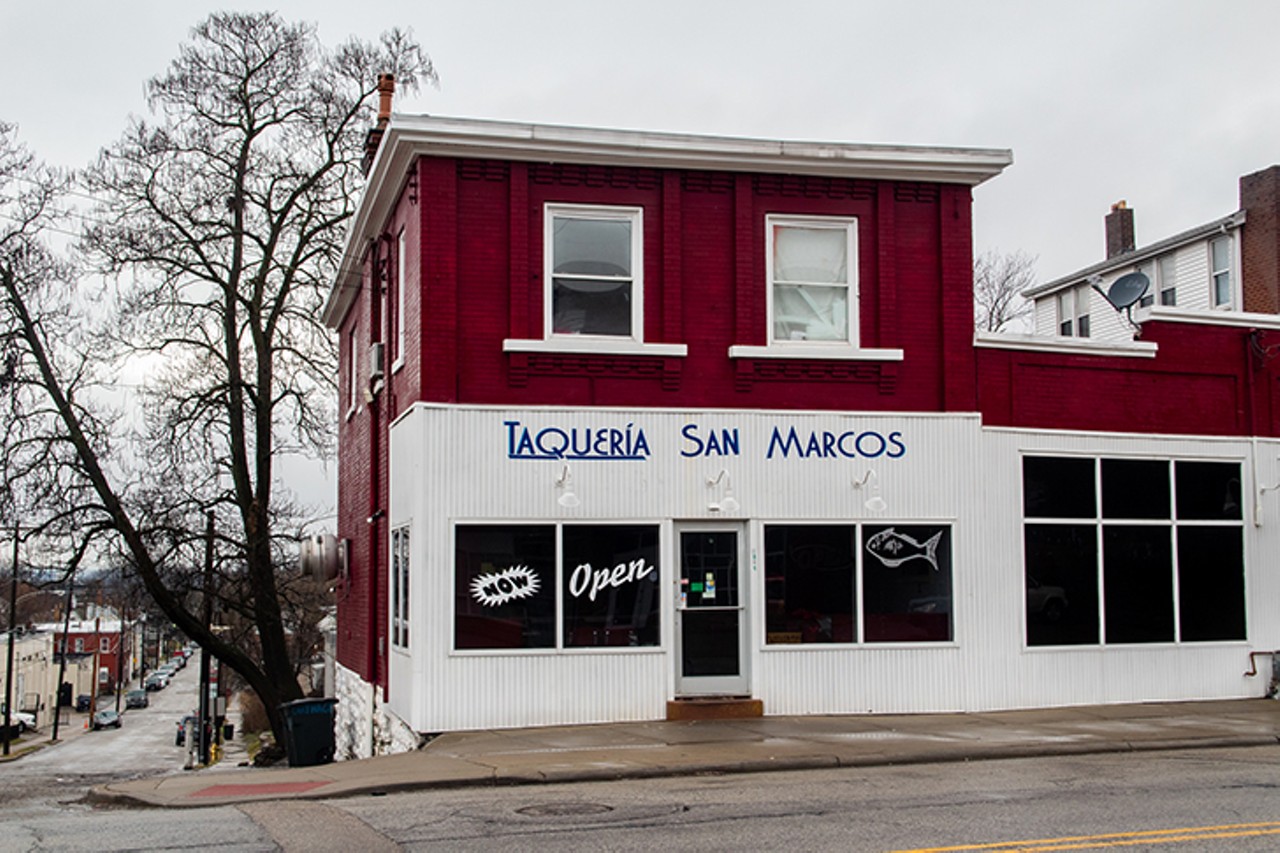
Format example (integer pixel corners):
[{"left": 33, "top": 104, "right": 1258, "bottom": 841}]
[
  {"left": 4, "top": 1, "right": 1279, "bottom": 513},
  {"left": 5, "top": 0, "right": 1280, "bottom": 282},
  {"left": 2, "top": 0, "right": 1280, "bottom": 281}
]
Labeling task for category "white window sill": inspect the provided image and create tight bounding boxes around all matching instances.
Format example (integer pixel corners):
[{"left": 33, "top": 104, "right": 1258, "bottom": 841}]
[
  {"left": 728, "top": 344, "right": 904, "bottom": 361},
  {"left": 391, "top": 357, "right": 405, "bottom": 375},
  {"left": 504, "top": 338, "right": 688, "bottom": 357}
]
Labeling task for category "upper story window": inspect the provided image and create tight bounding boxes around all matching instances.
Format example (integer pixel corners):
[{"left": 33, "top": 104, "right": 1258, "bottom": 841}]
[
  {"left": 346, "top": 327, "right": 358, "bottom": 417},
  {"left": 768, "top": 216, "right": 858, "bottom": 345},
  {"left": 1210, "top": 236, "right": 1232, "bottom": 308},
  {"left": 1136, "top": 262, "right": 1154, "bottom": 309},
  {"left": 1057, "top": 285, "right": 1090, "bottom": 337},
  {"left": 392, "top": 228, "right": 406, "bottom": 370},
  {"left": 1157, "top": 254, "right": 1177, "bottom": 306},
  {"left": 545, "top": 205, "right": 642, "bottom": 340}
]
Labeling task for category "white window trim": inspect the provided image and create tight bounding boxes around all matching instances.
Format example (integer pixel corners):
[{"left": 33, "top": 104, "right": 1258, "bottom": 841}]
[
  {"left": 391, "top": 525, "right": 410, "bottom": 650},
  {"left": 543, "top": 203, "right": 644, "bottom": 345},
  {"left": 765, "top": 214, "right": 860, "bottom": 349},
  {"left": 393, "top": 227, "right": 406, "bottom": 373},
  {"left": 346, "top": 327, "right": 358, "bottom": 420},
  {"left": 1209, "top": 235, "right": 1235, "bottom": 310}
]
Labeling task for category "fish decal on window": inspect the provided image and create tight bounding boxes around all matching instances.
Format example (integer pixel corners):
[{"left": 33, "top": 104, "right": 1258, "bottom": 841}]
[{"left": 865, "top": 528, "right": 943, "bottom": 571}]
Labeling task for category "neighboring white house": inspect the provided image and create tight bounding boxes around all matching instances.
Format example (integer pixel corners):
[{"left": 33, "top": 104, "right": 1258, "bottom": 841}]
[{"left": 1024, "top": 166, "right": 1280, "bottom": 344}]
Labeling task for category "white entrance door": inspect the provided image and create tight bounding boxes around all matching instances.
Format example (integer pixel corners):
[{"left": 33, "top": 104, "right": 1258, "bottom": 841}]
[{"left": 673, "top": 524, "right": 749, "bottom": 696}]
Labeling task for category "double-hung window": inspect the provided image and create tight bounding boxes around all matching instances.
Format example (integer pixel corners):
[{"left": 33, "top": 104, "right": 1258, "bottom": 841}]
[
  {"left": 1056, "top": 285, "right": 1091, "bottom": 337},
  {"left": 545, "top": 205, "right": 642, "bottom": 340},
  {"left": 767, "top": 216, "right": 858, "bottom": 345},
  {"left": 1211, "top": 236, "right": 1232, "bottom": 308},
  {"left": 1158, "top": 254, "right": 1177, "bottom": 306},
  {"left": 393, "top": 228, "right": 406, "bottom": 369}
]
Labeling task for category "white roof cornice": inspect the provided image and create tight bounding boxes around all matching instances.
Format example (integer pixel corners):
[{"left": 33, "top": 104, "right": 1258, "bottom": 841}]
[{"left": 323, "top": 116, "right": 1012, "bottom": 326}]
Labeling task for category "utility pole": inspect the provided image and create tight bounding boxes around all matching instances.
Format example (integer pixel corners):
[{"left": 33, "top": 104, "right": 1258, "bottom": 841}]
[
  {"left": 3, "top": 522, "right": 17, "bottom": 755},
  {"left": 51, "top": 566, "right": 75, "bottom": 742},
  {"left": 198, "top": 510, "right": 213, "bottom": 766}
]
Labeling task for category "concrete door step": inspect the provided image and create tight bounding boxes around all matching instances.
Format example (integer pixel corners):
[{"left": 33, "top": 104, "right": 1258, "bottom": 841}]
[{"left": 666, "top": 696, "right": 764, "bottom": 721}]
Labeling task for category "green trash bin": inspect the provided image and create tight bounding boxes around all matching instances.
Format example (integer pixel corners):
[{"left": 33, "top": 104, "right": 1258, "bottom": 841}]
[{"left": 279, "top": 698, "right": 337, "bottom": 766}]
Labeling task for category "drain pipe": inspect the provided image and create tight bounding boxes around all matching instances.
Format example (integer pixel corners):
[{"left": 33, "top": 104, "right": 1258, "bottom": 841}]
[{"left": 1243, "top": 651, "right": 1280, "bottom": 697}]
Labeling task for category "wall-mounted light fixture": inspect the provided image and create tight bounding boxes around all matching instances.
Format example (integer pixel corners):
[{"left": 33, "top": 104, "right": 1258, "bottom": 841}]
[
  {"left": 555, "top": 463, "right": 580, "bottom": 508},
  {"left": 706, "top": 469, "right": 741, "bottom": 514},
  {"left": 1256, "top": 481, "right": 1280, "bottom": 527},
  {"left": 852, "top": 469, "right": 887, "bottom": 513}
]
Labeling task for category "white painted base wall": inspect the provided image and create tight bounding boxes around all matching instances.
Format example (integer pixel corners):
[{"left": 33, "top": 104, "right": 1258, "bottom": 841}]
[{"left": 334, "top": 662, "right": 420, "bottom": 759}]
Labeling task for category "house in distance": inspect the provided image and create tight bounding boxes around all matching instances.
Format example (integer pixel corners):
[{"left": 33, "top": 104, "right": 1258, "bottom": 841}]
[{"left": 322, "top": 84, "right": 1280, "bottom": 757}]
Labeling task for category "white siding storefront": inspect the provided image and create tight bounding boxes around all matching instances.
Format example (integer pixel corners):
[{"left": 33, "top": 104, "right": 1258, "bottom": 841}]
[{"left": 384, "top": 404, "right": 1277, "bottom": 732}]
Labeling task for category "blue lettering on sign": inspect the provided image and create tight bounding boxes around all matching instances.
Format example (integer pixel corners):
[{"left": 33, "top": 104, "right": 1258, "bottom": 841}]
[
  {"left": 680, "top": 424, "right": 741, "bottom": 458},
  {"left": 766, "top": 426, "right": 905, "bottom": 460},
  {"left": 505, "top": 420, "right": 651, "bottom": 461}
]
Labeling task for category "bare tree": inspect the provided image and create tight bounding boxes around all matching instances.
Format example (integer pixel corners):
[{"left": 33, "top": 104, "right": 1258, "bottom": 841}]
[
  {"left": 974, "top": 249, "right": 1037, "bottom": 333},
  {"left": 2, "top": 14, "right": 434, "bottom": 742}
]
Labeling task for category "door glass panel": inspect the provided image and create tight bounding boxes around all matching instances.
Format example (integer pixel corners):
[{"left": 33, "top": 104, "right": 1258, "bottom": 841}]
[
  {"left": 679, "top": 531, "right": 740, "bottom": 679},
  {"left": 681, "top": 611, "right": 739, "bottom": 676},
  {"left": 679, "top": 531, "right": 738, "bottom": 609}
]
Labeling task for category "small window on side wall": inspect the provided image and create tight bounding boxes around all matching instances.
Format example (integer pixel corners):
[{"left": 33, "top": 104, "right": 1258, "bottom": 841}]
[
  {"left": 546, "top": 205, "right": 642, "bottom": 340},
  {"left": 768, "top": 216, "right": 858, "bottom": 345}
]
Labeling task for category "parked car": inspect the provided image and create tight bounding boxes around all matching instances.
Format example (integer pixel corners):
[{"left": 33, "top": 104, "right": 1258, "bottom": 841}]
[
  {"left": 1026, "top": 576, "right": 1069, "bottom": 623},
  {"left": 125, "top": 690, "right": 149, "bottom": 709},
  {"left": 75, "top": 694, "right": 92, "bottom": 712},
  {"left": 175, "top": 714, "right": 199, "bottom": 746},
  {"left": 144, "top": 673, "right": 168, "bottom": 691},
  {"left": 91, "top": 709, "right": 122, "bottom": 730},
  {"left": 1, "top": 704, "right": 36, "bottom": 732}
]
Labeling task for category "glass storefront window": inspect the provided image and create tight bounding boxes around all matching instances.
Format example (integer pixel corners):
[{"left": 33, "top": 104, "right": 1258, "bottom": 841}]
[
  {"left": 562, "top": 525, "right": 660, "bottom": 647},
  {"left": 863, "top": 524, "right": 953, "bottom": 642},
  {"left": 764, "top": 525, "right": 856, "bottom": 644},
  {"left": 1022, "top": 456, "right": 1245, "bottom": 647},
  {"left": 455, "top": 525, "right": 555, "bottom": 650}
]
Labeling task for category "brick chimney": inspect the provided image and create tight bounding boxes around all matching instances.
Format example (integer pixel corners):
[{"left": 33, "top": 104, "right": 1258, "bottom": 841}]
[
  {"left": 1105, "top": 200, "right": 1135, "bottom": 258},
  {"left": 362, "top": 74, "right": 396, "bottom": 176},
  {"left": 1240, "top": 165, "right": 1280, "bottom": 314}
]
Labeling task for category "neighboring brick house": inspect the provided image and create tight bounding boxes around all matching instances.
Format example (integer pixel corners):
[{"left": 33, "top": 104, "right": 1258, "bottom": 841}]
[
  {"left": 55, "top": 618, "right": 129, "bottom": 697},
  {"left": 323, "top": 106, "right": 1280, "bottom": 756}
]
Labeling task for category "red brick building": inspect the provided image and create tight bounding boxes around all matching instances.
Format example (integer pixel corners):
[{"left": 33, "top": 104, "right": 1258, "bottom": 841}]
[{"left": 323, "top": 111, "right": 1280, "bottom": 756}]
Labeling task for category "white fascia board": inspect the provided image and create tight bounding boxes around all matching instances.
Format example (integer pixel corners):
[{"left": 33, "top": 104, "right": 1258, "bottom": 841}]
[
  {"left": 389, "top": 115, "right": 1013, "bottom": 184},
  {"left": 974, "top": 331, "right": 1158, "bottom": 358},
  {"left": 1144, "top": 306, "right": 1280, "bottom": 330},
  {"left": 324, "top": 116, "right": 1013, "bottom": 327}
]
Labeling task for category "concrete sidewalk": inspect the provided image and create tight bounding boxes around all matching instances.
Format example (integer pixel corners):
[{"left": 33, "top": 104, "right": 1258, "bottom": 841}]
[{"left": 93, "top": 698, "right": 1280, "bottom": 809}]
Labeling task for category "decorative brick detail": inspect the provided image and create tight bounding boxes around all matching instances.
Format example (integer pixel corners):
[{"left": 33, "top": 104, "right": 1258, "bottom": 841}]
[
  {"left": 457, "top": 159, "right": 509, "bottom": 182},
  {"left": 754, "top": 174, "right": 875, "bottom": 200},
  {"left": 529, "top": 163, "right": 660, "bottom": 190},
  {"left": 734, "top": 359, "right": 895, "bottom": 393},
  {"left": 682, "top": 172, "right": 734, "bottom": 194},
  {"left": 893, "top": 183, "right": 940, "bottom": 204},
  {"left": 508, "top": 352, "right": 681, "bottom": 389}
]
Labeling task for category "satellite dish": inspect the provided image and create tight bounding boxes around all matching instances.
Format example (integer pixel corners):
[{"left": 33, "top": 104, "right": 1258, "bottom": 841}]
[
  {"left": 1089, "top": 271, "right": 1151, "bottom": 336},
  {"left": 1101, "top": 271, "right": 1150, "bottom": 310}
]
